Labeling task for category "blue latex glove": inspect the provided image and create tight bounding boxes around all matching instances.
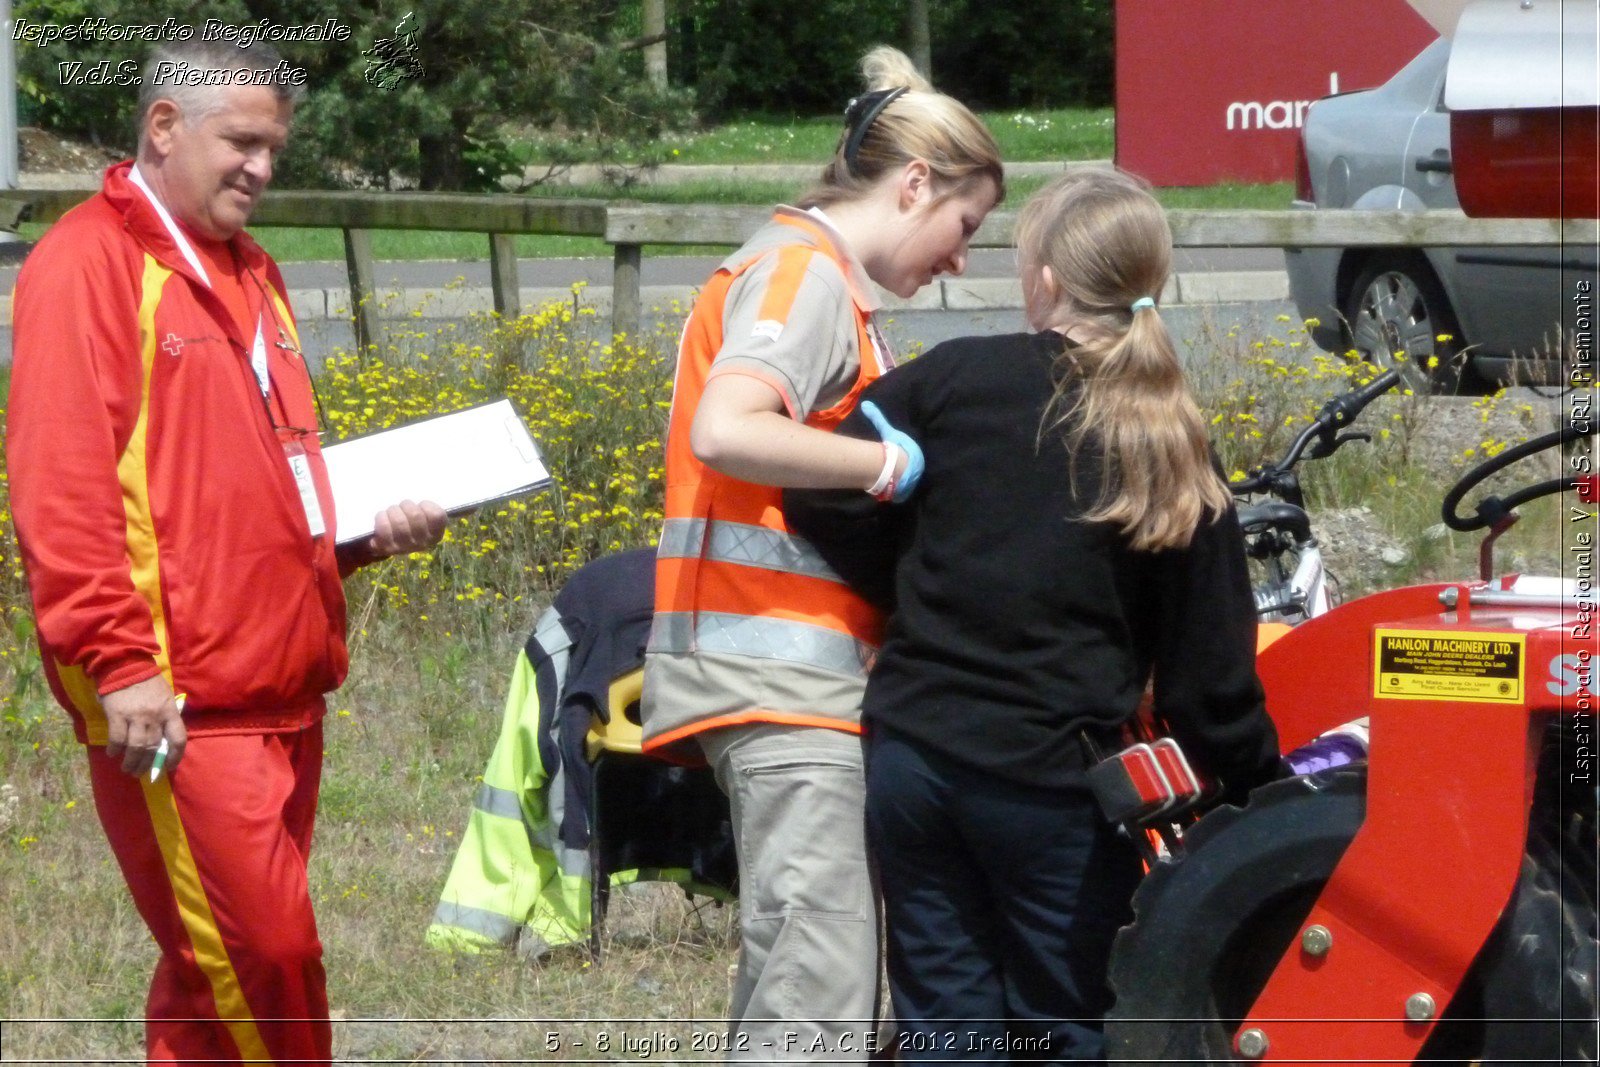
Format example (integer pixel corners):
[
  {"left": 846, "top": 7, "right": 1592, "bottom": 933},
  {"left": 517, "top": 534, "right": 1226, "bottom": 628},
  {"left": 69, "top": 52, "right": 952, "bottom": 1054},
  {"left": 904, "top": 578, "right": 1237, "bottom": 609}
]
[{"left": 861, "top": 401, "right": 924, "bottom": 503}]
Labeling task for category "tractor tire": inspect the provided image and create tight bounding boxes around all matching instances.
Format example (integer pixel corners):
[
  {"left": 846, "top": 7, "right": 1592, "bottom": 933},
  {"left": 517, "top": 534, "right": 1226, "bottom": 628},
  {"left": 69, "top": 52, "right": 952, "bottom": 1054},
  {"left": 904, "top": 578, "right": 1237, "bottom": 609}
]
[{"left": 1105, "top": 767, "right": 1597, "bottom": 1065}]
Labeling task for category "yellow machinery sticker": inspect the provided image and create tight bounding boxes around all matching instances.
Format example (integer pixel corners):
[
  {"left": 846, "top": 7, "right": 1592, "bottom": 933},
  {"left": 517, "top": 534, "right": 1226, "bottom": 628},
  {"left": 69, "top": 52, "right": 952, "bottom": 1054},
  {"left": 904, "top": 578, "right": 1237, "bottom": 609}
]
[{"left": 1373, "top": 629, "right": 1525, "bottom": 703}]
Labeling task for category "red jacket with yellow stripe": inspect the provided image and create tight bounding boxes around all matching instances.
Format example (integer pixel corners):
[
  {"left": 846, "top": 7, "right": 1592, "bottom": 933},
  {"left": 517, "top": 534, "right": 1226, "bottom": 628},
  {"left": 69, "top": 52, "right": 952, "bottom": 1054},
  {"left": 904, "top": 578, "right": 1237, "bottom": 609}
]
[
  {"left": 644, "top": 212, "right": 888, "bottom": 756},
  {"left": 6, "top": 162, "right": 349, "bottom": 743}
]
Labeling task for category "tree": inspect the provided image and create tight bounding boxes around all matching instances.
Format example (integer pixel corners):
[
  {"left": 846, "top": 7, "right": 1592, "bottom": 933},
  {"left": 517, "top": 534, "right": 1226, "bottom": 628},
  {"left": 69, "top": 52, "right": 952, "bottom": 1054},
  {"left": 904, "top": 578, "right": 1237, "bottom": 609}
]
[
  {"left": 642, "top": 0, "right": 667, "bottom": 89},
  {"left": 907, "top": 0, "right": 930, "bottom": 79},
  {"left": 670, "top": 0, "right": 902, "bottom": 117},
  {"left": 929, "top": 0, "right": 1113, "bottom": 109},
  {"left": 669, "top": 0, "right": 1111, "bottom": 118},
  {"left": 260, "top": 0, "right": 692, "bottom": 190},
  {"left": 15, "top": 0, "right": 692, "bottom": 190},
  {"left": 15, "top": 0, "right": 253, "bottom": 152}
]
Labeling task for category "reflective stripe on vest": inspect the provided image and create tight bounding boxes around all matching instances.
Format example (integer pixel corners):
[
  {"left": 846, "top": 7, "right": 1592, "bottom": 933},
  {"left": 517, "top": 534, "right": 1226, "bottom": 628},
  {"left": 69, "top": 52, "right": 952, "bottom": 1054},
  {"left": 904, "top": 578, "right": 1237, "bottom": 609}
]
[
  {"left": 657, "top": 517, "right": 843, "bottom": 582},
  {"left": 432, "top": 900, "right": 523, "bottom": 944},
  {"left": 473, "top": 782, "right": 524, "bottom": 821},
  {"left": 650, "top": 610, "right": 874, "bottom": 676},
  {"left": 473, "top": 783, "right": 564, "bottom": 858}
]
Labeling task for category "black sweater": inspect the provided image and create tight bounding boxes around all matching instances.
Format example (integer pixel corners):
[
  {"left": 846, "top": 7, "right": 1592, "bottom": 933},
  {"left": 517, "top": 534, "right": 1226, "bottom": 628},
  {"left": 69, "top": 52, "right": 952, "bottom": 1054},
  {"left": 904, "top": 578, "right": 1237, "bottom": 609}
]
[{"left": 784, "top": 331, "right": 1281, "bottom": 798}]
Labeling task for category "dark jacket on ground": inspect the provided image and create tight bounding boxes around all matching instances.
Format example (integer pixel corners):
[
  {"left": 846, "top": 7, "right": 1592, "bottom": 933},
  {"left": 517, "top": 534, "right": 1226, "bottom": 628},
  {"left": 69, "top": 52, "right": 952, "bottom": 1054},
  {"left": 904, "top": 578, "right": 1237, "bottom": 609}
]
[{"left": 784, "top": 330, "right": 1281, "bottom": 801}]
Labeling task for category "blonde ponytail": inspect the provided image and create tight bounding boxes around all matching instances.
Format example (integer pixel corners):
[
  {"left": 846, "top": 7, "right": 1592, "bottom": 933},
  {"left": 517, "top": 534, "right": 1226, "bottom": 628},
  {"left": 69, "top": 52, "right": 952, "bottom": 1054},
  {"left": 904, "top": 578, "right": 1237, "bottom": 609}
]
[
  {"left": 860, "top": 45, "right": 932, "bottom": 94},
  {"left": 1018, "top": 169, "right": 1231, "bottom": 552}
]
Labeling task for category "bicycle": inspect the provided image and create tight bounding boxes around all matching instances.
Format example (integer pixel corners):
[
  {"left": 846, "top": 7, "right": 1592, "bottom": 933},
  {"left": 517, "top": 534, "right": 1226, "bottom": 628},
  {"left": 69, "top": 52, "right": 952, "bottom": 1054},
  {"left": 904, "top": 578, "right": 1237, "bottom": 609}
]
[{"left": 1227, "top": 368, "right": 1402, "bottom": 623}]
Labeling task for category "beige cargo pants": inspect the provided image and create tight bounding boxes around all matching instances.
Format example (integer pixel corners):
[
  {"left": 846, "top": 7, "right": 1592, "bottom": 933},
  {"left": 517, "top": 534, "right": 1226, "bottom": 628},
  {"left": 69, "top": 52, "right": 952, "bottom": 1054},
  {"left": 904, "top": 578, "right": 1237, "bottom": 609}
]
[{"left": 700, "top": 723, "right": 882, "bottom": 1063}]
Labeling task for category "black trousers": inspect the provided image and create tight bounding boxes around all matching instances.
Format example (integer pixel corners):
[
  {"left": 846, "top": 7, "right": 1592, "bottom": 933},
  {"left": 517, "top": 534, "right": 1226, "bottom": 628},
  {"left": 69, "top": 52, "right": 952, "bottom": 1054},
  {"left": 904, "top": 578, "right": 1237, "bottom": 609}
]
[{"left": 865, "top": 728, "right": 1144, "bottom": 1065}]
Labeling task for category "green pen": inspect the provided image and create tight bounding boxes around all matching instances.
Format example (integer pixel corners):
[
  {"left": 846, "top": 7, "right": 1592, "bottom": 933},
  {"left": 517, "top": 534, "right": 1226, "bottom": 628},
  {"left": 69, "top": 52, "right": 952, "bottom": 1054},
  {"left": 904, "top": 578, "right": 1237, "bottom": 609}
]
[{"left": 150, "top": 693, "right": 186, "bottom": 783}]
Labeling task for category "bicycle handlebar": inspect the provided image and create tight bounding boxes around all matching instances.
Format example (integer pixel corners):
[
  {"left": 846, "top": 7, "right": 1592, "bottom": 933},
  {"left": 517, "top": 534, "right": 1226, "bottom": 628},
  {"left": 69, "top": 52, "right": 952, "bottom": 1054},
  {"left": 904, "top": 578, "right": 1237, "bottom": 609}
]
[
  {"left": 1321, "top": 368, "right": 1404, "bottom": 431},
  {"left": 1229, "top": 369, "right": 1403, "bottom": 495}
]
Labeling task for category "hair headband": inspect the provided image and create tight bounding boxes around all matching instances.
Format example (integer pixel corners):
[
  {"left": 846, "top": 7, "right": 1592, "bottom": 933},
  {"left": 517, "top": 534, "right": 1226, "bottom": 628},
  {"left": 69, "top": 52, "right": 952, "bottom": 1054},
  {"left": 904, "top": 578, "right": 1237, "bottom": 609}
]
[{"left": 842, "top": 86, "right": 908, "bottom": 176}]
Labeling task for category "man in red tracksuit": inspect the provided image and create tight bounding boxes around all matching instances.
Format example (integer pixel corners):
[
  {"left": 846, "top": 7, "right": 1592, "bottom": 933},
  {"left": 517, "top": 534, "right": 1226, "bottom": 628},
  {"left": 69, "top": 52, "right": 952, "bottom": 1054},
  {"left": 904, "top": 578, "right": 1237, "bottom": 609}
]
[{"left": 5, "top": 39, "right": 445, "bottom": 1064}]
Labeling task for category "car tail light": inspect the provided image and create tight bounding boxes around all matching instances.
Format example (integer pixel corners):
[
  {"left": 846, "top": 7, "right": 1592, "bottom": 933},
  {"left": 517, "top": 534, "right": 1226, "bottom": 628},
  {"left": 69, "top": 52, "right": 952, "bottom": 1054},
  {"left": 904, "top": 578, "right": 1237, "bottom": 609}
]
[{"left": 1294, "top": 132, "right": 1313, "bottom": 203}]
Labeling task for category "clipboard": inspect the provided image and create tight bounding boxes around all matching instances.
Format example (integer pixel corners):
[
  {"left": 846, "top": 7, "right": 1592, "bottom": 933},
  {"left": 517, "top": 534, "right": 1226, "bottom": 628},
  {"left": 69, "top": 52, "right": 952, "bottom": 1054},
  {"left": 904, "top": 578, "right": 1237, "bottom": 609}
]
[{"left": 321, "top": 398, "right": 552, "bottom": 545}]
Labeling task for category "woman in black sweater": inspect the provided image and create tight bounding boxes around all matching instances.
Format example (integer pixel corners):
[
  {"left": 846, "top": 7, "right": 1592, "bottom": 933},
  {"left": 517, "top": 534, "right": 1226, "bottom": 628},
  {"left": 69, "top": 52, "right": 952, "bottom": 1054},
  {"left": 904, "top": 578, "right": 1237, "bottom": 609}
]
[{"left": 785, "top": 169, "right": 1283, "bottom": 1063}]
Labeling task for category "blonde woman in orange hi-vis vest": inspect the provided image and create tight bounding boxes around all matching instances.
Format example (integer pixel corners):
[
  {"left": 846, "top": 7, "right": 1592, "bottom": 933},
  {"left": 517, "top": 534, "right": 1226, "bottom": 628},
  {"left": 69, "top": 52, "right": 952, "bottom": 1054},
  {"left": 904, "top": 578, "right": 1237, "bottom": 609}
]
[{"left": 642, "top": 46, "right": 1003, "bottom": 1061}]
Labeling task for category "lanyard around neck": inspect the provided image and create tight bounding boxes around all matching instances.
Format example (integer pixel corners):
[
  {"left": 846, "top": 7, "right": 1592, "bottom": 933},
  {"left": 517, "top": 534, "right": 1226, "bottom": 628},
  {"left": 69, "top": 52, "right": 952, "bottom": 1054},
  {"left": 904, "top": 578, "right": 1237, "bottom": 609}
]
[{"left": 127, "top": 165, "right": 212, "bottom": 288}]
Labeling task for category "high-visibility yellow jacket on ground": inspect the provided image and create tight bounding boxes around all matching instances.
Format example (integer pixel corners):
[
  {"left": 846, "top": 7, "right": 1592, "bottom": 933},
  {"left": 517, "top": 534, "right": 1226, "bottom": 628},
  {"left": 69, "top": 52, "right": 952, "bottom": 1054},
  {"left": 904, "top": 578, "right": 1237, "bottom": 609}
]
[{"left": 429, "top": 551, "right": 736, "bottom": 956}]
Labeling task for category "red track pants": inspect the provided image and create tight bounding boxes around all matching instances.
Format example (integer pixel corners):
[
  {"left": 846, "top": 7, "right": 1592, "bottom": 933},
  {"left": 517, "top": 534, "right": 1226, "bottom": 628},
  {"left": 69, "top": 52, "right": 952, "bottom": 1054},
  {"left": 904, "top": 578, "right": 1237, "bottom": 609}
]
[{"left": 87, "top": 721, "right": 330, "bottom": 1066}]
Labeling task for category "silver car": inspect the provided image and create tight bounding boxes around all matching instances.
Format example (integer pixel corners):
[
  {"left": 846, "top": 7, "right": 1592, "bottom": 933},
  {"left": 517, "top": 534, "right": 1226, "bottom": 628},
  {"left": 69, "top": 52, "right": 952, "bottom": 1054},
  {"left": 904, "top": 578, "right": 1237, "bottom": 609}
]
[{"left": 1285, "top": 37, "right": 1596, "bottom": 391}]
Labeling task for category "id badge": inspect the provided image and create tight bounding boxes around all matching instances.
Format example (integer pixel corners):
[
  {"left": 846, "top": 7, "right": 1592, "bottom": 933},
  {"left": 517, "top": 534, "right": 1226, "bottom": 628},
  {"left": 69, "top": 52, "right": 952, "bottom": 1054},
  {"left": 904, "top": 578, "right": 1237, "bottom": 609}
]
[{"left": 283, "top": 440, "right": 328, "bottom": 538}]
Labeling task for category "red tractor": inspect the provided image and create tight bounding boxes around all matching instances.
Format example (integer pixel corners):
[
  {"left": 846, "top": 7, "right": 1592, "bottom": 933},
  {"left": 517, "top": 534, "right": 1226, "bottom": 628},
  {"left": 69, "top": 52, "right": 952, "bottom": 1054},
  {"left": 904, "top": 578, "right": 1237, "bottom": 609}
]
[{"left": 1105, "top": 412, "right": 1597, "bottom": 1062}]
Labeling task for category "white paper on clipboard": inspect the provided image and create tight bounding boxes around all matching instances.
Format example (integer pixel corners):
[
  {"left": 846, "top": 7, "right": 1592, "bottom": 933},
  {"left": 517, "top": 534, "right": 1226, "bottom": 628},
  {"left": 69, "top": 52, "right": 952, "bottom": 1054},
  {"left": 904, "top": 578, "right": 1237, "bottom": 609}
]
[{"left": 321, "top": 399, "right": 551, "bottom": 545}]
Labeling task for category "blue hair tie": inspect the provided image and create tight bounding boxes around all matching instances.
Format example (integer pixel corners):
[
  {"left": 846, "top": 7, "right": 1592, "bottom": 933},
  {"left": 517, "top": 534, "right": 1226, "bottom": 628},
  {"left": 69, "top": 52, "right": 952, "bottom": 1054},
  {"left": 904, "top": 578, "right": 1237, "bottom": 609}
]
[{"left": 1130, "top": 296, "right": 1156, "bottom": 312}]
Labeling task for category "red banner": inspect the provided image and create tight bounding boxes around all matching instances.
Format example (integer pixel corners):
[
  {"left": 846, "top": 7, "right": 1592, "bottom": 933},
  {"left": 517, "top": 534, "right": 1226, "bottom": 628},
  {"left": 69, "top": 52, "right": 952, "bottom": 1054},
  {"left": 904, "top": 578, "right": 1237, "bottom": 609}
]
[{"left": 1114, "top": 0, "right": 1438, "bottom": 186}]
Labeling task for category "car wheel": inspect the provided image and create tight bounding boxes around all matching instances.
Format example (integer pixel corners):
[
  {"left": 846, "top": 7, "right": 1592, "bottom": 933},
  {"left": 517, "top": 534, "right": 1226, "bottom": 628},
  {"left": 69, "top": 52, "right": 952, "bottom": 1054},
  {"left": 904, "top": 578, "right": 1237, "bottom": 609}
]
[{"left": 1344, "top": 254, "right": 1472, "bottom": 393}]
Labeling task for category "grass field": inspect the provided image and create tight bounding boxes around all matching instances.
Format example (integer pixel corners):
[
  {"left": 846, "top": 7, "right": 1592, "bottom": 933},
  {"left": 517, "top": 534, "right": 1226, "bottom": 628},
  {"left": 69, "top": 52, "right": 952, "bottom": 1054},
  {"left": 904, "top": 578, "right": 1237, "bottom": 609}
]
[
  {"left": 1, "top": 301, "right": 1568, "bottom": 1061},
  {"left": 518, "top": 108, "right": 1116, "bottom": 167},
  {"left": 16, "top": 106, "right": 1291, "bottom": 264}
]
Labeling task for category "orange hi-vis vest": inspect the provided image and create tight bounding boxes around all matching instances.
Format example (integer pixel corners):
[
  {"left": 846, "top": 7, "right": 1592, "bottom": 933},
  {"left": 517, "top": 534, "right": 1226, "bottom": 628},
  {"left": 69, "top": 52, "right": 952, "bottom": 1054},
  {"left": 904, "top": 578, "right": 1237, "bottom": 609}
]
[{"left": 645, "top": 213, "right": 889, "bottom": 753}]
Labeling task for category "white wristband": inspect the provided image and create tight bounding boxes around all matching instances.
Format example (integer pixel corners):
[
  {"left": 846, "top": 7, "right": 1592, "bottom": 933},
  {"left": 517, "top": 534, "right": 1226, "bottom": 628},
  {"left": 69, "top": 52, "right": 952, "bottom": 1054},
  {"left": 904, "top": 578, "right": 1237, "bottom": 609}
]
[{"left": 867, "top": 442, "right": 901, "bottom": 498}]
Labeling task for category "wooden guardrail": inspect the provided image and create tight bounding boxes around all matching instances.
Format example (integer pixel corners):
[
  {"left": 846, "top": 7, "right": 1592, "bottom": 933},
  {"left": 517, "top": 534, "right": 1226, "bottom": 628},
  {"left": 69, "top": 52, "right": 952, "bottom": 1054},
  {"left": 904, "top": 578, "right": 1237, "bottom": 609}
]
[
  {"left": 4, "top": 188, "right": 1595, "bottom": 340},
  {"left": 0, "top": 189, "right": 608, "bottom": 350},
  {"left": 606, "top": 204, "right": 1595, "bottom": 332},
  {"left": 605, "top": 203, "right": 1596, "bottom": 251}
]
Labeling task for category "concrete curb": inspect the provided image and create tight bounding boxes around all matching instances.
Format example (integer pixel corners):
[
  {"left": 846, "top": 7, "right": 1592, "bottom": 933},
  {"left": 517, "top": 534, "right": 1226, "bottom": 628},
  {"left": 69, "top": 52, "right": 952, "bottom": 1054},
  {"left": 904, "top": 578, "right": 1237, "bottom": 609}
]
[
  {"left": 518, "top": 159, "right": 1110, "bottom": 189},
  {"left": 1173, "top": 270, "right": 1290, "bottom": 304},
  {"left": 14, "top": 171, "right": 99, "bottom": 190}
]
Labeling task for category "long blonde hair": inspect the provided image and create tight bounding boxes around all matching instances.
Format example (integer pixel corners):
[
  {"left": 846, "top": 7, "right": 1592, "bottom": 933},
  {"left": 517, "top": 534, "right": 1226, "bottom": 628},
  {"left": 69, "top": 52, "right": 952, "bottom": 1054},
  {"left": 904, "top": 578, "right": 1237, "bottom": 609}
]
[
  {"left": 798, "top": 46, "right": 1003, "bottom": 209},
  {"left": 1018, "top": 169, "right": 1230, "bottom": 552}
]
